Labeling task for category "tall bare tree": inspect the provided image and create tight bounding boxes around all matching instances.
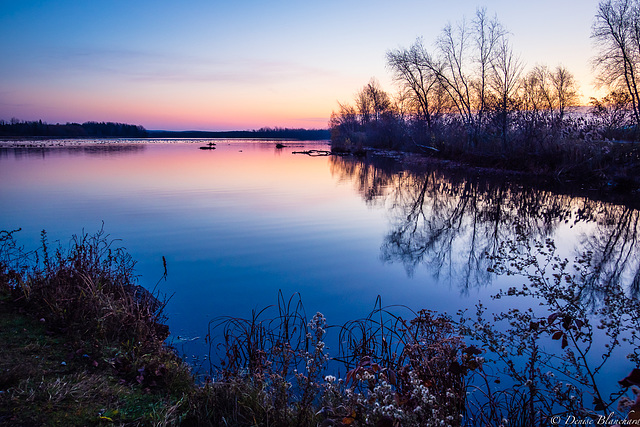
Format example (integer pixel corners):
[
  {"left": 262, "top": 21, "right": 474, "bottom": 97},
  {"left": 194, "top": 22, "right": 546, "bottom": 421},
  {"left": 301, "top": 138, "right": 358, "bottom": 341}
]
[
  {"left": 520, "top": 65, "right": 578, "bottom": 122},
  {"left": 550, "top": 65, "right": 579, "bottom": 120},
  {"left": 328, "top": 102, "right": 360, "bottom": 144},
  {"left": 473, "top": 8, "right": 506, "bottom": 129},
  {"left": 531, "top": 65, "right": 556, "bottom": 112},
  {"left": 387, "top": 39, "right": 438, "bottom": 129},
  {"left": 354, "top": 86, "right": 373, "bottom": 125},
  {"left": 385, "top": 9, "right": 517, "bottom": 148},
  {"left": 365, "top": 78, "right": 392, "bottom": 120},
  {"left": 355, "top": 78, "right": 391, "bottom": 124},
  {"left": 489, "top": 36, "right": 523, "bottom": 149},
  {"left": 386, "top": 39, "right": 444, "bottom": 131},
  {"left": 434, "top": 9, "right": 507, "bottom": 144},
  {"left": 436, "top": 17, "right": 474, "bottom": 129},
  {"left": 592, "top": 0, "right": 640, "bottom": 126}
]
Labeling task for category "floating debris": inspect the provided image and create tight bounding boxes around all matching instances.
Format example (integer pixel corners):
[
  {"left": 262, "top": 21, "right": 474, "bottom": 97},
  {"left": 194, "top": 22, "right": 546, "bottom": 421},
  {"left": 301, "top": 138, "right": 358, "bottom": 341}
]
[{"left": 292, "top": 149, "right": 332, "bottom": 156}]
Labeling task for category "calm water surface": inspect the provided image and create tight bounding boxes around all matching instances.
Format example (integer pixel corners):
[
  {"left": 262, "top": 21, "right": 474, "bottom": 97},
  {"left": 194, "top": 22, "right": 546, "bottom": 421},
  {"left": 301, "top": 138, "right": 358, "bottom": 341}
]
[{"left": 1, "top": 139, "right": 638, "bottom": 379}]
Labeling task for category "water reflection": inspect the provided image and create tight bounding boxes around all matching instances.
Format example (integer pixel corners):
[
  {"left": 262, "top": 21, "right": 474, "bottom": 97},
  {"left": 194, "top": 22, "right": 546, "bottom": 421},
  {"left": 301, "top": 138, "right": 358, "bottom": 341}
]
[
  {"left": 580, "top": 206, "right": 640, "bottom": 304},
  {"left": 329, "top": 154, "right": 640, "bottom": 297},
  {"left": 2, "top": 139, "right": 638, "bottom": 374},
  {"left": 0, "top": 143, "right": 146, "bottom": 160}
]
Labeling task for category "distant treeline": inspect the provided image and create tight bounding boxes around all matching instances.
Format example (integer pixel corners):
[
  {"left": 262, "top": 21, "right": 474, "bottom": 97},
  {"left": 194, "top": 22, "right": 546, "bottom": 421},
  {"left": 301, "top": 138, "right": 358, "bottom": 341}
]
[
  {"left": 149, "top": 127, "right": 330, "bottom": 140},
  {"left": 0, "top": 120, "right": 149, "bottom": 138},
  {"left": 0, "top": 121, "right": 330, "bottom": 140}
]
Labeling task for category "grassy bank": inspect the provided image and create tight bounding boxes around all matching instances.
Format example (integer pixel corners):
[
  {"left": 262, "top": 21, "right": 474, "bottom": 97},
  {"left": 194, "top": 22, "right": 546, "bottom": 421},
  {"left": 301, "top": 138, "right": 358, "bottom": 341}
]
[
  {"left": 0, "top": 228, "right": 473, "bottom": 426},
  {"left": 0, "top": 228, "right": 193, "bottom": 425},
  {"left": 0, "top": 293, "right": 190, "bottom": 425},
  {"left": 2, "top": 227, "right": 639, "bottom": 426}
]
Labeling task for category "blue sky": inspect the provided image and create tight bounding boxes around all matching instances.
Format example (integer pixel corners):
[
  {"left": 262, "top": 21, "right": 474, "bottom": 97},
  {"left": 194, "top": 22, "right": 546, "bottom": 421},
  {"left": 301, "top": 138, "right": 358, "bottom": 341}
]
[{"left": 0, "top": 0, "right": 602, "bottom": 130}]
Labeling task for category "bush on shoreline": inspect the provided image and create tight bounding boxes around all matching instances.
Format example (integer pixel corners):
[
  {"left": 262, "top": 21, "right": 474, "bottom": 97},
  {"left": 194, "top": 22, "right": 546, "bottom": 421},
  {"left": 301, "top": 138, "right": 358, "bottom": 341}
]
[{"left": 330, "top": 101, "right": 640, "bottom": 190}]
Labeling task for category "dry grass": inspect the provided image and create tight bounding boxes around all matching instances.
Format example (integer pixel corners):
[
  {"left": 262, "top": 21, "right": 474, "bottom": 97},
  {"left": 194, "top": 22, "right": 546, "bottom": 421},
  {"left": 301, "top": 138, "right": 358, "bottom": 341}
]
[
  {"left": 0, "top": 228, "right": 193, "bottom": 426},
  {"left": 2, "top": 227, "right": 639, "bottom": 426}
]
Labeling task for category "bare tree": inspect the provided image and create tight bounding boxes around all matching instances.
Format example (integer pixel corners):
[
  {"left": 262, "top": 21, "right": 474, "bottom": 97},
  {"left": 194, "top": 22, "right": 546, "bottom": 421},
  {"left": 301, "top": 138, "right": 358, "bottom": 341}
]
[
  {"left": 520, "top": 64, "right": 578, "bottom": 122},
  {"left": 390, "top": 87, "right": 412, "bottom": 120},
  {"left": 355, "top": 78, "right": 391, "bottom": 124},
  {"left": 592, "top": 0, "right": 640, "bottom": 126},
  {"left": 365, "top": 78, "right": 392, "bottom": 120},
  {"left": 550, "top": 65, "right": 579, "bottom": 120},
  {"left": 329, "top": 102, "right": 360, "bottom": 145},
  {"left": 532, "top": 65, "right": 556, "bottom": 112},
  {"left": 590, "top": 90, "right": 633, "bottom": 132},
  {"left": 433, "top": 9, "right": 508, "bottom": 144},
  {"left": 385, "top": 9, "right": 520, "bottom": 149},
  {"left": 473, "top": 8, "right": 506, "bottom": 129},
  {"left": 436, "top": 17, "right": 474, "bottom": 130},
  {"left": 355, "top": 88, "right": 373, "bottom": 125},
  {"left": 520, "top": 66, "right": 549, "bottom": 116},
  {"left": 386, "top": 39, "right": 444, "bottom": 132},
  {"left": 489, "top": 35, "right": 523, "bottom": 149}
]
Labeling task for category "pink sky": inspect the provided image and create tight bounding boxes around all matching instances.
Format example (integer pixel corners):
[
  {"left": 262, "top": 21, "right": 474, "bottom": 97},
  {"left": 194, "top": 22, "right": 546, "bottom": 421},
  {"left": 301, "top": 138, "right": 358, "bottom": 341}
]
[{"left": 1, "top": 1, "right": 604, "bottom": 131}]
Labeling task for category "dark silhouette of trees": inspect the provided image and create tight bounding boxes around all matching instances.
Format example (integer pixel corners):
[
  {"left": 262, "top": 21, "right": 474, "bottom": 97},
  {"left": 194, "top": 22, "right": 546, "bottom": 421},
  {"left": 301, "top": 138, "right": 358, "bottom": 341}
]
[
  {"left": 248, "top": 127, "right": 330, "bottom": 140},
  {"left": 329, "top": 79, "right": 405, "bottom": 151},
  {"left": 518, "top": 65, "right": 578, "bottom": 125},
  {"left": 80, "top": 121, "right": 148, "bottom": 137},
  {"left": 592, "top": 0, "right": 640, "bottom": 128},
  {"left": 488, "top": 34, "right": 523, "bottom": 151},
  {"left": 0, "top": 120, "right": 148, "bottom": 138},
  {"left": 355, "top": 78, "right": 391, "bottom": 125},
  {"left": 0, "top": 122, "right": 330, "bottom": 140},
  {"left": 147, "top": 128, "right": 330, "bottom": 140},
  {"left": 329, "top": 5, "right": 640, "bottom": 187},
  {"left": 331, "top": 8, "right": 584, "bottom": 157},
  {"left": 328, "top": 104, "right": 361, "bottom": 148},
  {"left": 387, "top": 39, "right": 446, "bottom": 134},
  {"left": 425, "top": 8, "right": 509, "bottom": 146},
  {"left": 551, "top": 65, "right": 580, "bottom": 121}
]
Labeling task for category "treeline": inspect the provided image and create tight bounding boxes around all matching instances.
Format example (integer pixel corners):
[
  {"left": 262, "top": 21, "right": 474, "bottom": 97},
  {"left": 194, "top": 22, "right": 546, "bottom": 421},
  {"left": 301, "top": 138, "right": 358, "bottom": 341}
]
[
  {"left": 0, "top": 120, "right": 330, "bottom": 141},
  {"left": 0, "top": 119, "right": 148, "bottom": 138},
  {"left": 329, "top": 2, "right": 640, "bottom": 176},
  {"left": 149, "top": 127, "right": 330, "bottom": 140}
]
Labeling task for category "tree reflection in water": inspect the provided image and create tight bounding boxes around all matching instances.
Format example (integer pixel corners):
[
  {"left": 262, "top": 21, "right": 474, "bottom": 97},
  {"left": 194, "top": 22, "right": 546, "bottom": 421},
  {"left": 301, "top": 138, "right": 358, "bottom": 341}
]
[
  {"left": 581, "top": 207, "right": 640, "bottom": 302},
  {"left": 330, "top": 153, "right": 640, "bottom": 421},
  {"left": 329, "top": 153, "right": 640, "bottom": 299}
]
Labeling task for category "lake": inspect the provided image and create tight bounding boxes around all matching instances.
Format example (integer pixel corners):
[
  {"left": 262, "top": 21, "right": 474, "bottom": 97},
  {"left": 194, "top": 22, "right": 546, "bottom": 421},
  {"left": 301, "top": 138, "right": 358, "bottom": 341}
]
[{"left": 1, "top": 139, "right": 638, "bottom": 387}]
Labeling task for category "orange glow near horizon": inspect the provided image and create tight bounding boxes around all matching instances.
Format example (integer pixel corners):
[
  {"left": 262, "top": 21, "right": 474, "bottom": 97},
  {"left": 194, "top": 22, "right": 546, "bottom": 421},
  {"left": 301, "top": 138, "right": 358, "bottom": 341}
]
[
  {"left": 11, "top": 83, "right": 337, "bottom": 131},
  {"left": 13, "top": 75, "right": 605, "bottom": 132}
]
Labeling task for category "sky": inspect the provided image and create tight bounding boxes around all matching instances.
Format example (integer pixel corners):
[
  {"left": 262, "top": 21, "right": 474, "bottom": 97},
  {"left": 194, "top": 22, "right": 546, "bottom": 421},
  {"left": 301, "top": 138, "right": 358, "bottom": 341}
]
[{"left": 0, "top": 0, "right": 603, "bottom": 131}]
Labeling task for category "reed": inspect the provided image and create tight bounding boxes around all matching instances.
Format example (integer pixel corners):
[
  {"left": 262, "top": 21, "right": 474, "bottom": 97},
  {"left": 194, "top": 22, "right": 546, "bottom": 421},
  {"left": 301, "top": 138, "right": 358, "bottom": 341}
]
[
  {"left": 3, "top": 227, "right": 639, "bottom": 425},
  {"left": 0, "top": 227, "right": 193, "bottom": 425}
]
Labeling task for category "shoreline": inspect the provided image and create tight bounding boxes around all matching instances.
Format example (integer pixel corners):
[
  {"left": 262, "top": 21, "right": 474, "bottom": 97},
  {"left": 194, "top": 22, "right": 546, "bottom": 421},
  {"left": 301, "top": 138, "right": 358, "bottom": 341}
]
[{"left": 349, "top": 145, "right": 640, "bottom": 208}]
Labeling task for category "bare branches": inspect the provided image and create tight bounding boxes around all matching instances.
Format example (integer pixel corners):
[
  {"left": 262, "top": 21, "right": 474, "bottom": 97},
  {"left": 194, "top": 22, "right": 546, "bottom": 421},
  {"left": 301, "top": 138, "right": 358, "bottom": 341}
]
[
  {"left": 386, "top": 38, "right": 445, "bottom": 130},
  {"left": 592, "top": 0, "right": 640, "bottom": 125}
]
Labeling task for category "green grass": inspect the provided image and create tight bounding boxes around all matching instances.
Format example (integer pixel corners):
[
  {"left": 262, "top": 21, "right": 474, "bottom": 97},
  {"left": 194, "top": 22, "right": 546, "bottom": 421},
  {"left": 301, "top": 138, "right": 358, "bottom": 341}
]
[{"left": 0, "top": 289, "right": 180, "bottom": 425}]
